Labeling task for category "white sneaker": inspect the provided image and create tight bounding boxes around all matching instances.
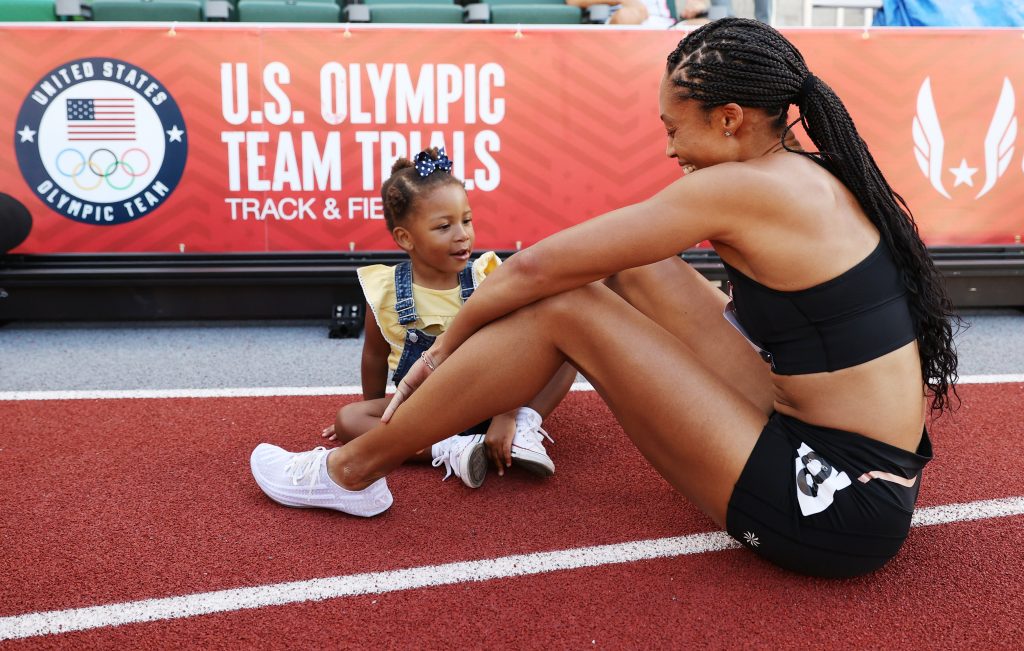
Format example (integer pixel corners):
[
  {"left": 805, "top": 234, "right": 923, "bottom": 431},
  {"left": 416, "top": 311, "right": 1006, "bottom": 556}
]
[
  {"left": 250, "top": 444, "right": 393, "bottom": 517},
  {"left": 431, "top": 434, "right": 487, "bottom": 488},
  {"left": 511, "top": 408, "right": 555, "bottom": 477}
]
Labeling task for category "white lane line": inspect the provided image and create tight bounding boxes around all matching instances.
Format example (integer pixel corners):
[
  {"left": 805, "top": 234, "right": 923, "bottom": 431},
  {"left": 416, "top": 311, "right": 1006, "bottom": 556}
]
[
  {"left": 0, "top": 385, "right": 573, "bottom": 401},
  {"left": 0, "top": 383, "right": 596, "bottom": 401},
  {"left": 1, "top": 495, "right": 1022, "bottom": 641},
  {"left": 0, "top": 386, "right": 365, "bottom": 401},
  {"left": 1, "top": 374, "right": 1021, "bottom": 402},
  {"left": 0, "top": 533, "right": 737, "bottom": 641},
  {"left": 910, "top": 495, "right": 1024, "bottom": 526},
  {"left": 957, "top": 374, "right": 1024, "bottom": 385}
]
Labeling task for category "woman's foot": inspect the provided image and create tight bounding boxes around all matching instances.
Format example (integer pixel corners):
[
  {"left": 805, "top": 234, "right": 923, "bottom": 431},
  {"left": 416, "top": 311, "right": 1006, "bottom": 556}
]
[{"left": 250, "top": 444, "right": 393, "bottom": 517}]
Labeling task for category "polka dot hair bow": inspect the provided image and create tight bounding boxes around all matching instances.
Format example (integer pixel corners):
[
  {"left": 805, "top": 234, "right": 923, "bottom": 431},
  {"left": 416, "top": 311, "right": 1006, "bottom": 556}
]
[{"left": 414, "top": 148, "right": 454, "bottom": 177}]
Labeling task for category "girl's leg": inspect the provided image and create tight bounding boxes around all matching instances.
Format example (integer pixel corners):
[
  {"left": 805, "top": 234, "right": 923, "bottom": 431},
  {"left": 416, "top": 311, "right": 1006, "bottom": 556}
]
[
  {"left": 332, "top": 398, "right": 431, "bottom": 463},
  {"left": 332, "top": 399, "right": 386, "bottom": 443},
  {"left": 526, "top": 362, "right": 577, "bottom": 419},
  {"left": 496, "top": 361, "right": 576, "bottom": 476},
  {"left": 330, "top": 264, "right": 775, "bottom": 526},
  {"left": 333, "top": 369, "right": 574, "bottom": 440}
]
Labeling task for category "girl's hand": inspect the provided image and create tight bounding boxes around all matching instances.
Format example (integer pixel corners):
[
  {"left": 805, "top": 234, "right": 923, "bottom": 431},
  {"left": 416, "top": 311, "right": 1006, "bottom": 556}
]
[
  {"left": 484, "top": 412, "right": 517, "bottom": 475},
  {"left": 381, "top": 336, "right": 447, "bottom": 423},
  {"left": 321, "top": 424, "right": 337, "bottom": 441}
]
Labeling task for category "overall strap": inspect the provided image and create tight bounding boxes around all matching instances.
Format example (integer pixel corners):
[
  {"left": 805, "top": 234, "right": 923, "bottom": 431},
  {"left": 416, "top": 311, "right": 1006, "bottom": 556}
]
[
  {"left": 458, "top": 262, "right": 475, "bottom": 302},
  {"left": 393, "top": 261, "right": 419, "bottom": 325}
]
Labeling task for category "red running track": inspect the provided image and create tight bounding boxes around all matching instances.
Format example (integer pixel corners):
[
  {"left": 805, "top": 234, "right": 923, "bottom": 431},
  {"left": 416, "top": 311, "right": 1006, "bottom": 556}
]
[{"left": 1, "top": 384, "right": 1023, "bottom": 648}]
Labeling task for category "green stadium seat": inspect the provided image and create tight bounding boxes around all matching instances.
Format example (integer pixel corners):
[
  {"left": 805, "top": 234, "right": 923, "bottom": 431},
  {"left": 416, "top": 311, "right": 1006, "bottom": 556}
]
[
  {"left": 238, "top": 0, "right": 341, "bottom": 21},
  {"left": 89, "top": 0, "right": 204, "bottom": 21},
  {"left": 368, "top": 4, "right": 463, "bottom": 22},
  {"left": 0, "top": 0, "right": 56, "bottom": 21},
  {"left": 489, "top": 4, "right": 580, "bottom": 22},
  {"left": 364, "top": 0, "right": 456, "bottom": 5}
]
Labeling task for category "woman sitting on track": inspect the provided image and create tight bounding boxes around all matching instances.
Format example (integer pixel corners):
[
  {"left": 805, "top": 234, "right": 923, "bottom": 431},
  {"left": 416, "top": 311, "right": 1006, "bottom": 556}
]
[{"left": 251, "top": 18, "right": 959, "bottom": 578}]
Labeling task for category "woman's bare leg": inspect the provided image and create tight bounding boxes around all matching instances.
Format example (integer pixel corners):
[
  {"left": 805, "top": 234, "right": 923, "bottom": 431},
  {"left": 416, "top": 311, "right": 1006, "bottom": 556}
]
[
  {"left": 329, "top": 264, "right": 775, "bottom": 526},
  {"left": 605, "top": 257, "right": 775, "bottom": 414}
]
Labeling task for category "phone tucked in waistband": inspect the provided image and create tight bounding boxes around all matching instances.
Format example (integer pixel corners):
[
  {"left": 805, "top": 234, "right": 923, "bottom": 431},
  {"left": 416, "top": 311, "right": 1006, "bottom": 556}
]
[{"left": 723, "top": 299, "right": 775, "bottom": 369}]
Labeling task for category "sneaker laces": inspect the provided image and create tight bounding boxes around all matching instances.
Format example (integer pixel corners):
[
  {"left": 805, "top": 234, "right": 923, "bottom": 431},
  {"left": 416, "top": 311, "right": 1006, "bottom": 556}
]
[
  {"left": 520, "top": 425, "right": 553, "bottom": 444},
  {"left": 284, "top": 447, "right": 329, "bottom": 492},
  {"left": 515, "top": 413, "right": 554, "bottom": 449},
  {"left": 431, "top": 437, "right": 472, "bottom": 482},
  {"left": 431, "top": 440, "right": 456, "bottom": 481}
]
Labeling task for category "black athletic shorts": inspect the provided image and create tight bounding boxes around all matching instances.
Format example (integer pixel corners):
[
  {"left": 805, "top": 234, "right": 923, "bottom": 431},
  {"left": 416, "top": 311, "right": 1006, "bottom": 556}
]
[{"left": 726, "top": 412, "right": 932, "bottom": 578}]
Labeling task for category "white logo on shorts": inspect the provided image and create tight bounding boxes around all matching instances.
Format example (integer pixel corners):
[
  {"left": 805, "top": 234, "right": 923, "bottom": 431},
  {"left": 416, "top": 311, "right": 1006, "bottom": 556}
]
[{"left": 794, "top": 442, "right": 851, "bottom": 516}]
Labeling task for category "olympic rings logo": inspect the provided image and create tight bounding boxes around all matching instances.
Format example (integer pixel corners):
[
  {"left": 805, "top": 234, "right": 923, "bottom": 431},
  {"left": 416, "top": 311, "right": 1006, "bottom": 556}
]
[{"left": 55, "top": 147, "right": 152, "bottom": 192}]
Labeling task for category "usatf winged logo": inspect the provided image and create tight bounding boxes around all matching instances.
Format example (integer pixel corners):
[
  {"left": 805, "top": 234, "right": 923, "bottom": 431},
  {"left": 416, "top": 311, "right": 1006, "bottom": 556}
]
[{"left": 913, "top": 77, "right": 1017, "bottom": 200}]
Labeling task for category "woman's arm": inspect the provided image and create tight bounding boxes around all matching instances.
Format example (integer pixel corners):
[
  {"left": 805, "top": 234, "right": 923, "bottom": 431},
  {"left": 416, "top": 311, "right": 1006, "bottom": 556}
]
[
  {"left": 360, "top": 304, "right": 391, "bottom": 400},
  {"left": 436, "top": 163, "right": 766, "bottom": 361},
  {"left": 381, "top": 163, "right": 778, "bottom": 422}
]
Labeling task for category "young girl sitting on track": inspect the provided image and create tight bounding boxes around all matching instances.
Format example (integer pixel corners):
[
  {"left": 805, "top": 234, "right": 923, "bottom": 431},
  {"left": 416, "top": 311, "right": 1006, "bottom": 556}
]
[{"left": 319, "top": 147, "right": 575, "bottom": 489}]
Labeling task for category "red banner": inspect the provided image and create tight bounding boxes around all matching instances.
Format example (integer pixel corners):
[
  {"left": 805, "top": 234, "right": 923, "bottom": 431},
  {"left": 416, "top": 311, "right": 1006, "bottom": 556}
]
[{"left": 2, "top": 24, "right": 1022, "bottom": 254}]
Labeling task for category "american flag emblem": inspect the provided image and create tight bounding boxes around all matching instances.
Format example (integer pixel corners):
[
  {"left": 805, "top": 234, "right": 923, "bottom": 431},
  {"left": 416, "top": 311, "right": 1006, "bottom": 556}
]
[{"left": 66, "top": 98, "right": 136, "bottom": 141}]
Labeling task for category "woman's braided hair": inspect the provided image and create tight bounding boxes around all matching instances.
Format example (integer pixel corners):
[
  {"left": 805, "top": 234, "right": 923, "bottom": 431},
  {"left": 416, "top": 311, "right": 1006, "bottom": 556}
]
[
  {"left": 667, "top": 18, "right": 959, "bottom": 413},
  {"left": 381, "top": 148, "right": 464, "bottom": 232}
]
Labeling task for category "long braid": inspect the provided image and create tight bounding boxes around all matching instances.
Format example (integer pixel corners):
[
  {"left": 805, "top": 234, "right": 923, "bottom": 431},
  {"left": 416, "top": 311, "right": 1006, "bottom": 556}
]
[{"left": 668, "top": 18, "right": 960, "bottom": 414}]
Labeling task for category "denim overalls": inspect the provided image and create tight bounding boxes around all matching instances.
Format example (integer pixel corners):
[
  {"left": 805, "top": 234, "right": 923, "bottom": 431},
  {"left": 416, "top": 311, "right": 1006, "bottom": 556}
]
[
  {"left": 391, "top": 260, "right": 475, "bottom": 383},
  {"left": 390, "top": 260, "right": 489, "bottom": 435}
]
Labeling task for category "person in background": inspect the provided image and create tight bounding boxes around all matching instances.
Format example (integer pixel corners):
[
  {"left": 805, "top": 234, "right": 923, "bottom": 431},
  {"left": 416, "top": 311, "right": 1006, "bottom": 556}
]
[
  {"left": 710, "top": 0, "right": 772, "bottom": 24},
  {"left": 565, "top": 0, "right": 652, "bottom": 25}
]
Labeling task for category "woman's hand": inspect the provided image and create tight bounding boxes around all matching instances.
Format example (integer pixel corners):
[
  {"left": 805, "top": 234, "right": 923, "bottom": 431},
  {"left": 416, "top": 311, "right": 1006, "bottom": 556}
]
[
  {"left": 484, "top": 411, "right": 517, "bottom": 475},
  {"left": 381, "top": 335, "right": 447, "bottom": 423}
]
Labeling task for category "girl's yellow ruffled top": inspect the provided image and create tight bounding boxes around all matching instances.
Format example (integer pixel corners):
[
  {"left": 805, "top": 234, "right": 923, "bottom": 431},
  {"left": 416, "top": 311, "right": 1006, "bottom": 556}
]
[{"left": 357, "top": 251, "right": 501, "bottom": 372}]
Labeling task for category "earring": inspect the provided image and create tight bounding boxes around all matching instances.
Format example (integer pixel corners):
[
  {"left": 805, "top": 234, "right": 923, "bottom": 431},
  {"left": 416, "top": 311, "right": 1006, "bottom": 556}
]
[{"left": 724, "top": 131, "right": 733, "bottom": 137}]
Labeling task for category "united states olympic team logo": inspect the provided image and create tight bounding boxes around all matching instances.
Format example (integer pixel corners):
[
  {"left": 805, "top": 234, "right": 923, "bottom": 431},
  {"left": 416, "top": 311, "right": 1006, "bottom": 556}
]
[{"left": 15, "top": 57, "right": 187, "bottom": 225}]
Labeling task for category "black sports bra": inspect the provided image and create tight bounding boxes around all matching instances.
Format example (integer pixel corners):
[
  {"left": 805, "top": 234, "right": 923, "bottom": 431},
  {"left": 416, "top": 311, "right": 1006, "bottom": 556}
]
[{"left": 721, "top": 239, "right": 917, "bottom": 375}]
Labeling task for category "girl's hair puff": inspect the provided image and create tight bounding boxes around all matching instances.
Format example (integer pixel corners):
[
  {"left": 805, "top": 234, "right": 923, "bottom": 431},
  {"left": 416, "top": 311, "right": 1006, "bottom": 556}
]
[{"left": 380, "top": 148, "right": 465, "bottom": 231}]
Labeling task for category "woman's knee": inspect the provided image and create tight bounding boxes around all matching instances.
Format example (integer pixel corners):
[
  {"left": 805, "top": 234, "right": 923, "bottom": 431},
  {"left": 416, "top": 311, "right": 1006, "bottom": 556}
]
[
  {"left": 605, "top": 258, "right": 686, "bottom": 300},
  {"left": 607, "top": 258, "right": 724, "bottom": 317},
  {"left": 526, "top": 283, "right": 607, "bottom": 326}
]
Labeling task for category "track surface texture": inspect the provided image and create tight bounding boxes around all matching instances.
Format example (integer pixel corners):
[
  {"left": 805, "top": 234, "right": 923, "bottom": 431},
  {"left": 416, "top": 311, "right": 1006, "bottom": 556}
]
[{"left": 2, "top": 382, "right": 1023, "bottom": 648}]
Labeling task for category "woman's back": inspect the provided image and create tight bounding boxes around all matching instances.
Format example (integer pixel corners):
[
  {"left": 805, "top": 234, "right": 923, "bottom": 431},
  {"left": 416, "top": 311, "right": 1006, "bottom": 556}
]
[{"left": 713, "top": 153, "right": 926, "bottom": 450}]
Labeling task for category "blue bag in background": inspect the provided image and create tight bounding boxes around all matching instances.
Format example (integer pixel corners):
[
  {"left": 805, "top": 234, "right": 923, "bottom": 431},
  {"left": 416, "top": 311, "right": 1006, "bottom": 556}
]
[{"left": 874, "top": 0, "right": 1024, "bottom": 26}]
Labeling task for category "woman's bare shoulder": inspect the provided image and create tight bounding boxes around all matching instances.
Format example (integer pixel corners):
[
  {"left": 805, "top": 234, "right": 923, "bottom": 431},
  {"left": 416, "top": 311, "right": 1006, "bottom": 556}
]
[{"left": 673, "top": 156, "right": 824, "bottom": 243}]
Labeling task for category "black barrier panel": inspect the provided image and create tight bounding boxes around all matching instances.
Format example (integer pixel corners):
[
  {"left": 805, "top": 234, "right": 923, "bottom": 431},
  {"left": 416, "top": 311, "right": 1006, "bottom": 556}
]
[
  {"left": 0, "top": 194, "right": 32, "bottom": 255},
  {"left": 0, "top": 249, "right": 1021, "bottom": 327}
]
